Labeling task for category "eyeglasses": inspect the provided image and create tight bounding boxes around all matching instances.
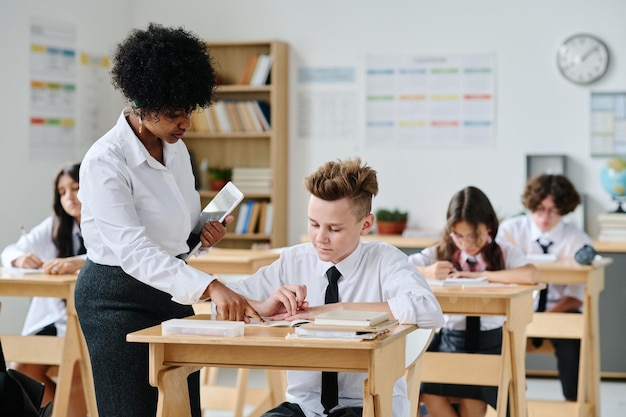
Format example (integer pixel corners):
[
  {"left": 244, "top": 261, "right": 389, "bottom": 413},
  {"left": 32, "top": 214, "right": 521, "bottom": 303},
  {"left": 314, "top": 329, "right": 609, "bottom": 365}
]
[
  {"left": 449, "top": 231, "right": 486, "bottom": 244},
  {"left": 534, "top": 206, "right": 560, "bottom": 218}
]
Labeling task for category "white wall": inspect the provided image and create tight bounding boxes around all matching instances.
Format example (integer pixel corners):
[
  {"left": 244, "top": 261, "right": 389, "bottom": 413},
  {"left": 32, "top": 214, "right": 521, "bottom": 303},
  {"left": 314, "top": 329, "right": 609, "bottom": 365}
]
[
  {"left": 131, "top": 0, "right": 625, "bottom": 244},
  {"left": 1, "top": 0, "right": 624, "bottom": 331}
]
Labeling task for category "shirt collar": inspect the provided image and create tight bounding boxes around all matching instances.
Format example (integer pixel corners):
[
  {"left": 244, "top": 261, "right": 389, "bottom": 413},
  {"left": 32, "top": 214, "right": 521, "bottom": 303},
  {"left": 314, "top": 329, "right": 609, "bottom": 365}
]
[{"left": 119, "top": 107, "right": 180, "bottom": 169}]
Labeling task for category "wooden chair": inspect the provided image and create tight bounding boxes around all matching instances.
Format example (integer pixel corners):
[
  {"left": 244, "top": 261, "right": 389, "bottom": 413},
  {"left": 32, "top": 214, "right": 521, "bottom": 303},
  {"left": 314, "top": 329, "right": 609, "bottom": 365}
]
[{"left": 405, "top": 328, "right": 435, "bottom": 417}]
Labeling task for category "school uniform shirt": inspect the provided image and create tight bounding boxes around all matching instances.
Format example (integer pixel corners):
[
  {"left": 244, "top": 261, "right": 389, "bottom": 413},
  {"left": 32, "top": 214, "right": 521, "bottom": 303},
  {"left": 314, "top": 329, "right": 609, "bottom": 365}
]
[
  {"left": 78, "top": 108, "right": 213, "bottom": 305},
  {"left": 407, "top": 241, "right": 529, "bottom": 330},
  {"left": 1, "top": 216, "right": 85, "bottom": 336},
  {"left": 497, "top": 214, "right": 590, "bottom": 309},
  {"left": 228, "top": 241, "right": 444, "bottom": 417}
]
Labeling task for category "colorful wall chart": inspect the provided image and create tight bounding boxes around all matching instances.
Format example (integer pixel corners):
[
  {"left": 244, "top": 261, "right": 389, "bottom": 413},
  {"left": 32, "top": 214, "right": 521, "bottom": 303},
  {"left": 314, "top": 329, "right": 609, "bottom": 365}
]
[{"left": 365, "top": 53, "right": 495, "bottom": 148}]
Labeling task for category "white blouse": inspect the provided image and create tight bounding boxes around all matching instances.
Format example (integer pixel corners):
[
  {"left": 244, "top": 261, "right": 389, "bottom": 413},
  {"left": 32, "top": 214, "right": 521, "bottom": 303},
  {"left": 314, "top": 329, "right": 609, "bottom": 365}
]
[{"left": 78, "top": 108, "right": 214, "bottom": 304}]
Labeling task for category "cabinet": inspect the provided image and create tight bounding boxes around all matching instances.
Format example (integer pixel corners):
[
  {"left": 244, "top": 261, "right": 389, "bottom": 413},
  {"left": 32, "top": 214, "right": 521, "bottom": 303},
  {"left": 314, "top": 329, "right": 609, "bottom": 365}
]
[{"left": 185, "top": 40, "right": 288, "bottom": 249}]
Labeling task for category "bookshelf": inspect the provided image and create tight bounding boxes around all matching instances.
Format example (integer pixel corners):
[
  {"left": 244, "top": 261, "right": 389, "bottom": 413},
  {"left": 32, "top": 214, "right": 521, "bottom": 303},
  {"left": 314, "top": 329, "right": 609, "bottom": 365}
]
[{"left": 185, "top": 40, "right": 288, "bottom": 249}]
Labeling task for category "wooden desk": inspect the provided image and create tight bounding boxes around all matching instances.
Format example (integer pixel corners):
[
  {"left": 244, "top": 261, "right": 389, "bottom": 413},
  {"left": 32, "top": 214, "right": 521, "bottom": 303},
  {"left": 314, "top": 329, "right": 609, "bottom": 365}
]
[
  {"left": 525, "top": 259, "right": 610, "bottom": 417},
  {"left": 0, "top": 270, "right": 98, "bottom": 417},
  {"left": 422, "top": 284, "right": 540, "bottom": 417},
  {"left": 127, "top": 316, "right": 417, "bottom": 417},
  {"left": 187, "top": 248, "right": 280, "bottom": 275}
]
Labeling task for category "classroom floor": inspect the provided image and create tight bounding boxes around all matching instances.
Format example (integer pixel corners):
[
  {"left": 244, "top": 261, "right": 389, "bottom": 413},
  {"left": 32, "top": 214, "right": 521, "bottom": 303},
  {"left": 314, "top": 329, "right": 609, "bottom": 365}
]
[{"left": 201, "top": 369, "right": 626, "bottom": 417}]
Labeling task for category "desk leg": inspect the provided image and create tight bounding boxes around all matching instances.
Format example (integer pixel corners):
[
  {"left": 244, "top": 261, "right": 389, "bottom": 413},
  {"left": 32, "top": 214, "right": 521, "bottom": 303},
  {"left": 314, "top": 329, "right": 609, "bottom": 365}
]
[
  {"left": 587, "top": 290, "right": 602, "bottom": 417},
  {"left": 508, "top": 304, "right": 530, "bottom": 417},
  {"left": 156, "top": 365, "right": 200, "bottom": 417},
  {"left": 364, "top": 336, "right": 405, "bottom": 417}
]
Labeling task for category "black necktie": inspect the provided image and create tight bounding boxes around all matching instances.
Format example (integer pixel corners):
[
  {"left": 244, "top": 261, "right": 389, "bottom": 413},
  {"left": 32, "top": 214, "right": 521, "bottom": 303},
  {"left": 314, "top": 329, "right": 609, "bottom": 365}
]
[
  {"left": 321, "top": 266, "right": 341, "bottom": 413},
  {"left": 532, "top": 239, "right": 552, "bottom": 348},
  {"left": 77, "top": 234, "right": 86, "bottom": 255},
  {"left": 465, "top": 257, "right": 481, "bottom": 353},
  {"left": 535, "top": 239, "right": 552, "bottom": 313}
]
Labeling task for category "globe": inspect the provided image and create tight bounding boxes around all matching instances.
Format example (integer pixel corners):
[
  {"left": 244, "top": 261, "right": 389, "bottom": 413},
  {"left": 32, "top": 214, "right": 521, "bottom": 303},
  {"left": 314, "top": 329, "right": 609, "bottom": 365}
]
[{"left": 600, "top": 157, "right": 626, "bottom": 212}]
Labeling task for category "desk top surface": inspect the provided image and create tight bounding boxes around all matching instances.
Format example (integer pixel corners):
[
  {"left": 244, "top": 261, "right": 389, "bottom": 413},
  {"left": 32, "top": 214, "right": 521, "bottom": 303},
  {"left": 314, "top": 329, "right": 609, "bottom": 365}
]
[
  {"left": 188, "top": 248, "right": 281, "bottom": 264},
  {"left": 127, "top": 314, "right": 415, "bottom": 350},
  {"left": 0, "top": 269, "right": 77, "bottom": 283},
  {"left": 429, "top": 283, "right": 541, "bottom": 298}
]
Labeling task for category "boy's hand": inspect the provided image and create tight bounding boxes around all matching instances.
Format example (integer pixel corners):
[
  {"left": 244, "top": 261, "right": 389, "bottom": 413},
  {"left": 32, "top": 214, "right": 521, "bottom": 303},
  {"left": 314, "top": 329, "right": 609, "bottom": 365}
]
[{"left": 257, "top": 284, "right": 308, "bottom": 317}]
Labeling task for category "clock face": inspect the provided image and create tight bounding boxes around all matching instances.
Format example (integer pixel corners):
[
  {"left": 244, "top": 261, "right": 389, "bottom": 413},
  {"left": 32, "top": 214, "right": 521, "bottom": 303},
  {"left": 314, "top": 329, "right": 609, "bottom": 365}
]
[{"left": 557, "top": 34, "right": 609, "bottom": 85}]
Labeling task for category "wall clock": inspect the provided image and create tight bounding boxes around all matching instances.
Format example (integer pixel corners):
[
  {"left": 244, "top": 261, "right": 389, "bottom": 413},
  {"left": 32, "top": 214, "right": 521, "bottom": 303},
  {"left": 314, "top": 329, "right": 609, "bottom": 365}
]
[{"left": 557, "top": 33, "right": 609, "bottom": 85}]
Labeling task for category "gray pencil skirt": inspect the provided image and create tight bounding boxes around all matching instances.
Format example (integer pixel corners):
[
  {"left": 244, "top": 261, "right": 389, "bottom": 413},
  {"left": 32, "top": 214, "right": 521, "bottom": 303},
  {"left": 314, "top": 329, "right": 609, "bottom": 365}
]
[{"left": 75, "top": 258, "right": 200, "bottom": 417}]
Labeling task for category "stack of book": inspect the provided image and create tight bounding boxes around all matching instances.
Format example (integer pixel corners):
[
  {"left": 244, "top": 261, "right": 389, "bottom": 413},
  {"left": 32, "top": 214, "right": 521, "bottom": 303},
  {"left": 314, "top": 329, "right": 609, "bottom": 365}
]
[
  {"left": 293, "top": 310, "right": 397, "bottom": 340},
  {"left": 190, "top": 101, "right": 271, "bottom": 134},
  {"left": 232, "top": 167, "right": 272, "bottom": 194},
  {"left": 597, "top": 212, "right": 626, "bottom": 241}
]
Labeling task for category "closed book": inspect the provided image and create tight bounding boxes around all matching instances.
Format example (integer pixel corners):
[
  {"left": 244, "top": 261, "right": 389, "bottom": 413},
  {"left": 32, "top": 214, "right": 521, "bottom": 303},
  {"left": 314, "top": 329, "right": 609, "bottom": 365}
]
[
  {"left": 597, "top": 212, "right": 626, "bottom": 224},
  {"left": 249, "top": 54, "right": 272, "bottom": 86},
  {"left": 295, "top": 319, "right": 398, "bottom": 339},
  {"left": 235, "top": 200, "right": 251, "bottom": 234},
  {"left": 247, "top": 201, "right": 262, "bottom": 234},
  {"left": 252, "top": 101, "right": 271, "bottom": 131},
  {"left": 238, "top": 53, "right": 259, "bottom": 85},
  {"left": 263, "top": 202, "right": 273, "bottom": 235},
  {"left": 313, "top": 310, "right": 389, "bottom": 327},
  {"left": 213, "top": 102, "right": 232, "bottom": 132}
]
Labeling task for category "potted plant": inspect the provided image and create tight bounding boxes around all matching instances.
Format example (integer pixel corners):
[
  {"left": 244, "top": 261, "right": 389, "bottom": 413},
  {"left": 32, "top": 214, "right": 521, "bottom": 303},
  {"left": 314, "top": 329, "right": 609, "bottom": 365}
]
[
  {"left": 375, "top": 208, "right": 408, "bottom": 235},
  {"left": 208, "top": 167, "right": 232, "bottom": 191}
]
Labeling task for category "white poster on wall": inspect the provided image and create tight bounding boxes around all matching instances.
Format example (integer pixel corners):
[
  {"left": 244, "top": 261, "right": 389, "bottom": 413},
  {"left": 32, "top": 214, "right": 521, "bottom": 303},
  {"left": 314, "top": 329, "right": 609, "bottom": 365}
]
[
  {"left": 365, "top": 53, "right": 496, "bottom": 148},
  {"left": 29, "top": 17, "right": 77, "bottom": 160}
]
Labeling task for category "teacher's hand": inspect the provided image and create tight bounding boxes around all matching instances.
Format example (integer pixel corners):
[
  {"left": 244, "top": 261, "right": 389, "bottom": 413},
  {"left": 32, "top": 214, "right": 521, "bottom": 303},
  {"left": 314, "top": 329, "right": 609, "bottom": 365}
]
[
  {"left": 200, "top": 215, "right": 234, "bottom": 248},
  {"left": 205, "top": 279, "right": 263, "bottom": 323}
]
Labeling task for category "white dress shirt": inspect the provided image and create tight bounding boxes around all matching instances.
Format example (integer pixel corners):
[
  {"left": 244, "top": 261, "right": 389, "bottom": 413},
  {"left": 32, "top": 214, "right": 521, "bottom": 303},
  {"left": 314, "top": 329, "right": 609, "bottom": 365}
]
[
  {"left": 1, "top": 216, "right": 85, "bottom": 336},
  {"left": 407, "top": 241, "right": 529, "bottom": 330},
  {"left": 78, "top": 108, "right": 214, "bottom": 304},
  {"left": 497, "top": 214, "right": 590, "bottom": 309},
  {"left": 228, "top": 241, "right": 444, "bottom": 417}
]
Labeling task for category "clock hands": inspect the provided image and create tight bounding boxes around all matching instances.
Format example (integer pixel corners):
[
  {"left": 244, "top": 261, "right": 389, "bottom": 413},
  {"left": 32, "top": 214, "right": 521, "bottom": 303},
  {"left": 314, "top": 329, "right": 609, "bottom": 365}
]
[{"left": 581, "top": 45, "right": 600, "bottom": 62}]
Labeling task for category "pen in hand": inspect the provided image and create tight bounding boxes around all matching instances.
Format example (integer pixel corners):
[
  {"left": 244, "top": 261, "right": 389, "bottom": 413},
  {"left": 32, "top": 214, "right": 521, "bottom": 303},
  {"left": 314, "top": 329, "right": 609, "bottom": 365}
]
[{"left": 20, "top": 225, "right": 36, "bottom": 254}]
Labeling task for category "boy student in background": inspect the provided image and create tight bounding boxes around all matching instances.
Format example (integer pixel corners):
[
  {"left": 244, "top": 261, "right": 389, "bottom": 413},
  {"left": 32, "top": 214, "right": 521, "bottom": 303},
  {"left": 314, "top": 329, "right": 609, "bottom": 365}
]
[
  {"left": 497, "top": 173, "right": 591, "bottom": 401},
  {"left": 1, "top": 162, "right": 87, "bottom": 417},
  {"left": 227, "top": 157, "right": 444, "bottom": 417},
  {"left": 407, "top": 186, "right": 538, "bottom": 417}
]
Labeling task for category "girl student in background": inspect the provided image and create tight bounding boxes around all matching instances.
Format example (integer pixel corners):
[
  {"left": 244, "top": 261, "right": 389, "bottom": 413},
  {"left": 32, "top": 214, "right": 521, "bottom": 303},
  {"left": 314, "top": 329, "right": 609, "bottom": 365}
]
[
  {"left": 0, "top": 162, "right": 87, "bottom": 417},
  {"left": 407, "top": 186, "right": 538, "bottom": 417}
]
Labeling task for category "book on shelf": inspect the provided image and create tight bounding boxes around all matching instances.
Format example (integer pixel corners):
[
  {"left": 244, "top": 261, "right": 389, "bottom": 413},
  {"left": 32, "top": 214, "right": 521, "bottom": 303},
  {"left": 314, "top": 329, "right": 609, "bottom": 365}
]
[
  {"left": 249, "top": 54, "right": 272, "bottom": 86},
  {"left": 235, "top": 199, "right": 253, "bottom": 234},
  {"left": 247, "top": 201, "right": 263, "bottom": 234},
  {"left": 190, "top": 108, "right": 210, "bottom": 132},
  {"left": 313, "top": 310, "right": 389, "bottom": 327},
  {"left": 213, "top": 102, "right": 232, "bottom": 132},
  {"left": 225, "top": 101, "right": 244, "bottom": 132},
  {"left": 258, "top": 201, "right": 268, "bottom": 235},
  {"left": 232, "top": 166, "right": 272, "bottom": 178},
  {"left": 238, "top": 53, "right": 259, "bottom": 85},
  {"left": 598, "top": 228, "right": 626, "bottom": 242},
  {"left": 236, "top": 101, "right": 256, "bottom": 132},
  {"left": 245, "top": 101, "right": 264, "bottom": 132},
  {"left": 263, "top": 202, "right": 273, "bottom": 235},
  {"left": 253, "top": 101, "right": 271, "bottom": 130}
]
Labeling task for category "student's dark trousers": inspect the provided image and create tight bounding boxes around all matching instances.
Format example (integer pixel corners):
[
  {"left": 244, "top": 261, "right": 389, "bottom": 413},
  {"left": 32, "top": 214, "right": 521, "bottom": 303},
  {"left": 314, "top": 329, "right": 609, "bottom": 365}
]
[
  {"left": 551, "top": 338, "right": 581, "bottom": 400},
  {"left": 75, "top": 259, "right": 200, "bottom": 417},
  {"left": 262, "top": 401, "right": 363, "bottom": 417}
]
